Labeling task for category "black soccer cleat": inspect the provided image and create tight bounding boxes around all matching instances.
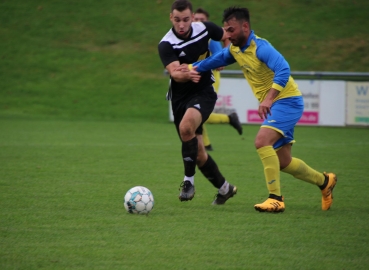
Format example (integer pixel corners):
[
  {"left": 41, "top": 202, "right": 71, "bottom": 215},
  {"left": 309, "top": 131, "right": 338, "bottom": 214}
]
[
  {"left": 212, "top": 184, "right": 237, "bottom": 205},
  {"left": 228, "top": 112, "right": 243, "bottom": 135},
  {"left": 179, "top": 181, "right": 195, "bottom": 201},
  {"left": 205, "top": 144, "right": 214, "bottom": 151}
]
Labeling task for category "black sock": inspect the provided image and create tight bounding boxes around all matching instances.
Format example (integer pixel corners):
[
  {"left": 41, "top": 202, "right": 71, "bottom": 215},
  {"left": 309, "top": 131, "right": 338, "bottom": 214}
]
[
  {"left": 182, "top": 137, "right": 198, "bottom": 177},
  {"left": 268, "top": 194, "right": 283, "bottom": 201},
  {"left": 319, "top": 174, "right": 329, "bottom": 190},
  {"left": 199, "top": 154, "right": 225, "bottom": 189}
]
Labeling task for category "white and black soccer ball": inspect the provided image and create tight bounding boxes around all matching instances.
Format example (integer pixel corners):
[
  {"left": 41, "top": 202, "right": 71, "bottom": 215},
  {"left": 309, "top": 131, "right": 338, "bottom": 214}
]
[{"left": 124, "top": 186, "right": 154, "bottom": 215}]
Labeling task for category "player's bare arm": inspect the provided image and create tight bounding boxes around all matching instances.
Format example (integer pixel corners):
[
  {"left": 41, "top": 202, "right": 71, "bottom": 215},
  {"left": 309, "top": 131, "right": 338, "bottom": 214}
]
[
  {"left": 169, "top": 63, "right": 201, "bottom": 83},
  {"left": 173, "top": 63, "right": 190, "bottom": 72},
  {"left": 187, "top": 65, "right": 201, "bottom": 83},
  {"left": 166, "top": 61, "right": 193, "bottom": 83},
  {"left": 258, "top": 88, "right": 280, "bottom": 119}
]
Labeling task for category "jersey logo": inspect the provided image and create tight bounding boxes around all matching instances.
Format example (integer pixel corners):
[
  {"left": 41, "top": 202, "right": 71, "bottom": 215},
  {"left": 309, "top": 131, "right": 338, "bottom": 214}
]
[
  {"left": 193, "top": 104, "right": 201, "bottom": 109},
  {"left": 179, "top": 51, "right": 186, "bottom": 57}
]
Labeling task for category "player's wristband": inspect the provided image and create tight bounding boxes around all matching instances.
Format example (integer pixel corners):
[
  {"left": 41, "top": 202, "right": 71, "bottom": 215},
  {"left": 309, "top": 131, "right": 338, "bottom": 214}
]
[{"left": 188, "top": 64, "right": 193, "bottom": 71}]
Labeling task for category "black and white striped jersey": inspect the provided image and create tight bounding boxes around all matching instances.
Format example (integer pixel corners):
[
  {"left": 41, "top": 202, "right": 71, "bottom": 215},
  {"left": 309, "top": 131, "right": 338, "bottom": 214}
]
[{"left": 158, "top": 22, "right": 223, "bottom": 101}]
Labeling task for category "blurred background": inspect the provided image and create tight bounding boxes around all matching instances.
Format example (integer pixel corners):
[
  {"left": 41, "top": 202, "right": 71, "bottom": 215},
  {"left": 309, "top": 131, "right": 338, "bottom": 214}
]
[{"left": 1, "top": 0, "right": 368, "bottom": 122}]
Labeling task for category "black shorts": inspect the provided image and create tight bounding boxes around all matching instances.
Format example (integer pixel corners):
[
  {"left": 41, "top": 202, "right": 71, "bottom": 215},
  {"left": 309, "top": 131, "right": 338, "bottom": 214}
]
[{"left": 171, "top": 86, "right": 217, "bottom": 136}]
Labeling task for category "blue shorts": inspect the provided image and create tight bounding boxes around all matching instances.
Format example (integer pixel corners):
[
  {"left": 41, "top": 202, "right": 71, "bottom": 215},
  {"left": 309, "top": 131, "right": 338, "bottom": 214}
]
[{"left": 261, "top": 96, "right": 304, "bottom": 149}]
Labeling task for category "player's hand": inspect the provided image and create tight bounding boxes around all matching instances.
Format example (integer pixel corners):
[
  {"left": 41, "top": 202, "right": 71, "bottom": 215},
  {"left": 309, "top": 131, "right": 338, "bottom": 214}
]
[
  {"left": 189, "top": 66, "right": 201, "bottom": 83},
  {"left": 215, "top": 67, "right": 225, "bottom": 71},
  {"left": 258, "top": 100, "right": 272, "bottom": 120},
  {"left": 174, "top": 64, "right": 190, "bottom": 72},
  {"left": 258, "top": 88, "right": 279, "bottom": 119}
]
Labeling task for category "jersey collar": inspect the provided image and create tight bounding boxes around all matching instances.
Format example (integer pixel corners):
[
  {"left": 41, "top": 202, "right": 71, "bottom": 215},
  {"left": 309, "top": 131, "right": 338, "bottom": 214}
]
[{"left": 240, "top": 30, "right": 255, "bottom": 52}]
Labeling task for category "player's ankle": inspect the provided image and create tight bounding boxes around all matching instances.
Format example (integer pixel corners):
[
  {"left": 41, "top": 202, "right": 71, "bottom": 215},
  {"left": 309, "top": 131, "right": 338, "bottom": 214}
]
[{"left": 268, "top": 193, "right": 283, "bottom": 201}]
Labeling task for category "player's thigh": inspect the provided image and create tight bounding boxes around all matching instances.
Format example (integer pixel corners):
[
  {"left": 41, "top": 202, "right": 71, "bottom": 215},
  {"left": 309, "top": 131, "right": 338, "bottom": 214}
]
[
  {"left": 257, "top": 97, "right": 303, "bottom": 149},
  {"left": 172, "top": 100, "right": 202, "bottom": 141},
  {"left": 180, "top": 108, "right": 202, "bottom": 132},
  {"left": 187, "top": 88, "right": 217, "bottom": 125},
  {"left": 255, "top": 127, "right": 283, "bottom": 148}
]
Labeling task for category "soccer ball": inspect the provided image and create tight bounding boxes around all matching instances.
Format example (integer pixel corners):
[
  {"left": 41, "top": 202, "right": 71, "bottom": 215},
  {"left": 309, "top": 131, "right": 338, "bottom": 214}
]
[{"left": 124, "top": 186, "right": 154, "bottom": 215}]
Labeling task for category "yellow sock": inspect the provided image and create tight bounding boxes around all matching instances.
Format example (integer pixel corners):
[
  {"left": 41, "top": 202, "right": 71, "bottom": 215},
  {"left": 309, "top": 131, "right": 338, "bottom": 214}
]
[
  {"left": 281, "top": 157, "right": 324, "bottom": 186},
  {"left": 257, "top": 146, "right": 281, "bottom": 196},
  {"left": 206, "top": 113, "right": 229, "bottom": 124},
  {"left": 202, "top": 124, "right": 211, "bottom": 147}
]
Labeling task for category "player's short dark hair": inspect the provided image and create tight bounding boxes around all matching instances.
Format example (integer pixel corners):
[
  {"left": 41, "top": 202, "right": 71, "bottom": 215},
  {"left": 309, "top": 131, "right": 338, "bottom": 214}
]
[
  {"left": 222, "top": 7, "right": 250, "bottom": 25},
  {"left": 194, "top": 7, "right": 209, "bottom": 19},
  {"left": 171, "top": 0, "right": 193, "bottom": 12}
]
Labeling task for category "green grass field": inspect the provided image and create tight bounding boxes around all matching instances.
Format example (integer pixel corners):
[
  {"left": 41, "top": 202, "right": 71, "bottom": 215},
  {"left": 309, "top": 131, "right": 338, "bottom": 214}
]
[
  {"left": 1, "top": 0, "right": 369, "bottom": 269},
  {"left": 1, "top": 119, "right": 369, "bottom": 269}
]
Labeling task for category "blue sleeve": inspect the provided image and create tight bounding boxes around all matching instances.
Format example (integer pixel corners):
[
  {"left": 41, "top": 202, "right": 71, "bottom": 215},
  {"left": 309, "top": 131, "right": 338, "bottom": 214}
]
[
  {"left": 209, "top": 40, "right": 222, "bottom": 55},
  {"left": 193, "top": 46, "right": 236, "bottom": 72},
  {"left": 256, "top": 41, "right": 290, "bottom": 87}
]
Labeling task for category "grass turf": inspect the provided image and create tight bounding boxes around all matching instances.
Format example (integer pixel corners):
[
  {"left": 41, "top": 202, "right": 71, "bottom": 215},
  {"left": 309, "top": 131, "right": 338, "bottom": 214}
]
[
  {"left": 1, "top": 118, "right": 368, "bottom": 269},
  {"left": 1, "top": 0, "right": 369, "bottom": 268}
]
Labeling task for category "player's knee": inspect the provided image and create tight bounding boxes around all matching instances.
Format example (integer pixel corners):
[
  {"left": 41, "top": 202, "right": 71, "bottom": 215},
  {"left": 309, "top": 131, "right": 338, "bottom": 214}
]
[
  {"left": 277, "top": 148, "right": 292, "bottom": 169},
  {"left": 279, "top": 158, "right": 292, "bottom": 170},
  {"left": 254, "top": 133, "right": 277, "bottom": 149},
  {"left": 179, "top": 126, "right": 195, "bottom": 141},
  {"left": 254, "top": 137, "right": 267, "bottom": 149}
]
